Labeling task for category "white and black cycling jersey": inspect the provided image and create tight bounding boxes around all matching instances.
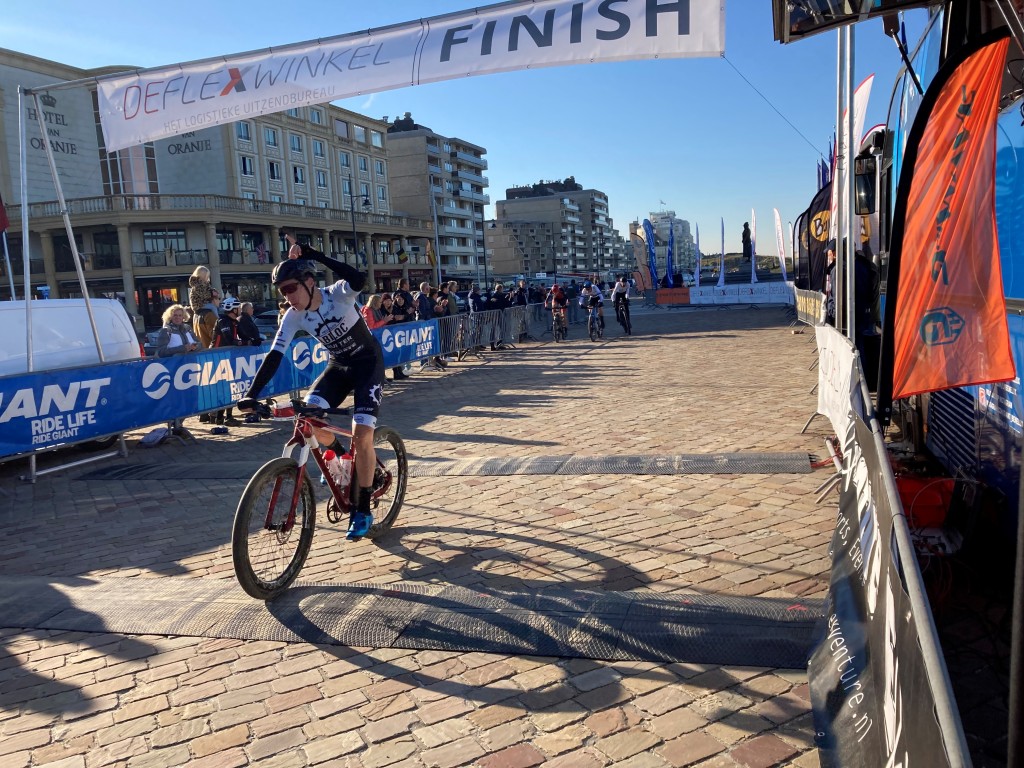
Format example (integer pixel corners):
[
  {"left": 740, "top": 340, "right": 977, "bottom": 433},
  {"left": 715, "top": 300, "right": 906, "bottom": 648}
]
[{"left": 271, "top": 280, "right": 377, "bottom": 361}]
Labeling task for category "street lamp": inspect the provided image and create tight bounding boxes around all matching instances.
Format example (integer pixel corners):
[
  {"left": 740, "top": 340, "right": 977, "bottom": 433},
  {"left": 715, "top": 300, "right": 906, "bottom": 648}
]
[{"left": 348, "top": 173, "right": 372, "bottom": 265}]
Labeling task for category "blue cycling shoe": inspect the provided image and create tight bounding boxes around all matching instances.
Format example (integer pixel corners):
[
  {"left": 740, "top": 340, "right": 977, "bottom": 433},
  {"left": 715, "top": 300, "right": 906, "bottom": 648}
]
[{"left": 346, "top": 511, "right": 373, "bottom": 540}]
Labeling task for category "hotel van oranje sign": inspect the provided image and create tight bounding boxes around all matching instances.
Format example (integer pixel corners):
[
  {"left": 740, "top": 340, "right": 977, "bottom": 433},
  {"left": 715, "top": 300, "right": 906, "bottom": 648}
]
[{"left": 25, "top": 94, "right": 79, "bottom": 156}]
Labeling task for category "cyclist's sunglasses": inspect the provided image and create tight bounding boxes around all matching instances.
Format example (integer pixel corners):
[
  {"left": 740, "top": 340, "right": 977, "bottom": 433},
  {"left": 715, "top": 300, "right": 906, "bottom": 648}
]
[{"left": 278, "top": 282, "right": 303, "bottom": 296}]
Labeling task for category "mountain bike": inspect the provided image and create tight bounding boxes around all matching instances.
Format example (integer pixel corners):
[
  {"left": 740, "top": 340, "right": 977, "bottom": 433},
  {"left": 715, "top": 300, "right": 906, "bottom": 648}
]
[
  {"left": 614, "top": 298, "right": 632, "bottom": 335},
  {"left": 550, "top": 306, "right": 567, "bottom": 342},
  {"left": 231, "top": 400, "right": 407, "bottom": 600},
  {"left": 587, "top": 304, "right": 604, "bottom": 342}
]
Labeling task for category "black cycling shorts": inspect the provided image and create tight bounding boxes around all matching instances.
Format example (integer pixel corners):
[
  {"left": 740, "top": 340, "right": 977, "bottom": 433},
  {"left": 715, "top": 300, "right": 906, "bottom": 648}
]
[{"left": 305, "top": 354, "right": 385, "bottom": 428}]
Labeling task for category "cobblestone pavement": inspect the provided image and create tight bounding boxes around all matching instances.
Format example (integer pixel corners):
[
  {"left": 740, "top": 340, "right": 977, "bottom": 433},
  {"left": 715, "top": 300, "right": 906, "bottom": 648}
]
[{"left": 0, "top": 305, "right": 836, "bottom": 768}]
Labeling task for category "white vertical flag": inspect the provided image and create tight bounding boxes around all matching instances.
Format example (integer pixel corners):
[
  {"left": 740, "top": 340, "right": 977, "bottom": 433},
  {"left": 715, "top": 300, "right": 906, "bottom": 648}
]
[
  {"left": 694, "top": 224, "right": 701, "bottom": 288},
  {"left": 773, "top": 208, "right": 789, "bottom": 281},
  {"left": 750, "top": 208, "right": 758, "bottom": 284},
  {"left": 717, "top": 218, "right": 726, "bottom": 288}
]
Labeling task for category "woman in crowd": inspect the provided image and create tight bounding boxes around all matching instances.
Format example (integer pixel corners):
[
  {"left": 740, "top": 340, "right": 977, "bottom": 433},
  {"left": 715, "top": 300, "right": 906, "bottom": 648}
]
[
  {"left": 362, "top": 294, "right": 408, "bottom": 381},
  {"left": 154, "top": 304, "right": 200, "bottom": 357},
  {"left": 188, "top": 265, "right": 213, "bottom": 319}
]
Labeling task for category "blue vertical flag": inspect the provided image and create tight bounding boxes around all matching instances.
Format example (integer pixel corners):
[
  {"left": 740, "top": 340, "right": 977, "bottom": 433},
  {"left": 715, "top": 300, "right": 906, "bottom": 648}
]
[
  {"left": 642, "top": 219, "right": 658, "bottom": 288},
  {"left": 717, "top": 218, "right": 726, "bottom": 288},
  {"left": 666, "top": 225, "right": 675, "bottom": 288},
  {"left": 694, "top": 224, "right": 701, "bottom": 288}
]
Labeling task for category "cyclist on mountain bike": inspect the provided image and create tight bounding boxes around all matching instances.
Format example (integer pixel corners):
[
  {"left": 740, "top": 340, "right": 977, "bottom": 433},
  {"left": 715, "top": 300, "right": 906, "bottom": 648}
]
[
  {"left": 237, "top": 234, "right": 383, "bottom": 540},
  {"left": 545, "top": 283, "right": 569, "bottom": 338},
  {"left": 579, "top": 281, "right": 605, "bottom": 333},
  {"left": 610, "top": 274, "right": 632, "bottom": 335}
]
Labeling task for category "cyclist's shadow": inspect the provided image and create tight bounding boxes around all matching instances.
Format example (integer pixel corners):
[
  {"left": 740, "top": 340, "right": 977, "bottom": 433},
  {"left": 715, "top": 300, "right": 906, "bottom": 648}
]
[{"left": 0, "top": 577, "right": 158, "bottom": 715}]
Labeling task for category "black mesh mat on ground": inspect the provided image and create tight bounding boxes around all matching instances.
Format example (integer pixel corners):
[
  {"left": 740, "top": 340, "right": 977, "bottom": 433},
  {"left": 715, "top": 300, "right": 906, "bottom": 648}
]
[
  {"left": 0, "top": 576, "right": 822, "bottom": 669},
  {"left": 77, "top": 453, "right": 811, "bottom": 481}
]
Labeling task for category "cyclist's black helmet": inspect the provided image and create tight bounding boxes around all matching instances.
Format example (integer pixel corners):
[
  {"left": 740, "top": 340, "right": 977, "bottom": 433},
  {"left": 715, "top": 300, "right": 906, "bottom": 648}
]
[{"left": 272, "top": 259, "right": 317, "bottom": 286}]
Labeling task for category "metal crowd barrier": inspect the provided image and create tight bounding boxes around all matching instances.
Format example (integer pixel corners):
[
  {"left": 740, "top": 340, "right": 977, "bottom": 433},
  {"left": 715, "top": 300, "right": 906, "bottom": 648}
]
[{"left": 794, "top": 287, "right": 824, "bottom": 326}]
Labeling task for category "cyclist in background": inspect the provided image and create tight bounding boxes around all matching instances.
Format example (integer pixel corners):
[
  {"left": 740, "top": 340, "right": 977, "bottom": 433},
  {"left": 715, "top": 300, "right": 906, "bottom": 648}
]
[
  {"left": 579, "top": 281, "right": 605, "bottom": 334},
  {"left": 237, "top": 234, "right": 383, "bottom": 540},
  {"left": 545, "top": 283, "right": 569, "bottom": 339},
  {"left": 610, "top": 274, "right": 632, "bottom": 335}
]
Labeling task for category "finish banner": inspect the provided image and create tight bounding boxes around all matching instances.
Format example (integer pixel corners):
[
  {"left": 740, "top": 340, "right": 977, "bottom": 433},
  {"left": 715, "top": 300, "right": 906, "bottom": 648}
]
[
  {"left": 96, "top": 0, "right": 725, "bottom": 151},
  {"left": 809, "top": 410, "right": 963, "bottom": 768},
  {"left": 889, "top": 32, "right": 1014, "bottom": 400}
]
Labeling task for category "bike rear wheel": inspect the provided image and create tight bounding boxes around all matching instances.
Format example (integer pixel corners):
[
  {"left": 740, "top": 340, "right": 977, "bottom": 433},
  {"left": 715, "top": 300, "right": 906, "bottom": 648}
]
[
  {"left": 365, "top": 426, "right": 408, "bottom": 539},
  {"left": 232, "top": 457, "right": 316, "bottom": 600},
  {"left": 589, "top": 316, "right": 599, "bottom": 342}
]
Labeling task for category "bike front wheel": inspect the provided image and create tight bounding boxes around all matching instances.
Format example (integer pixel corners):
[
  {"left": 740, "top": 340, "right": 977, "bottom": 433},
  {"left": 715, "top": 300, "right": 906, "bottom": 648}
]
[
  {"left": 365, "top": 426, "right": 408, "bottom": 539},
  {"left": 232, "top": 457, "right": 316, "bottom": 600},
  {"left": 589, "top": 317, "right": 599, "bottom": 342}
]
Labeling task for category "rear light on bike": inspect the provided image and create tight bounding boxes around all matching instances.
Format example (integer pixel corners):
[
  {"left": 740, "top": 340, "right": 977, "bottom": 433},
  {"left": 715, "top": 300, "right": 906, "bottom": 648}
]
[{"left": 273, "top": 406, "right": 295, "bottom": 418}]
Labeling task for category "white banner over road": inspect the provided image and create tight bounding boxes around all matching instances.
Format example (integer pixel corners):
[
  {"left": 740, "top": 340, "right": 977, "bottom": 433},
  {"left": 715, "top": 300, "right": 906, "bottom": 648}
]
[{"left": 96, "top": 0, "right": 725, "bottom": 151}]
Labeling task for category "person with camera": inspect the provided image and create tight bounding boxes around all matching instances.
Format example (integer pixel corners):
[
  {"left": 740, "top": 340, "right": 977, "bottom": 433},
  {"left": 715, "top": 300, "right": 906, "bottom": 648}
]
[{"left": 237, "top": 235, "right": 383, "bottom": 541}]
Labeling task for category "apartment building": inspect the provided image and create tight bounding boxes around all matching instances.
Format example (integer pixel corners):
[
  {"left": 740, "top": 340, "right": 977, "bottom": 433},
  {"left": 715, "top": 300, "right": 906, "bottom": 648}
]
[
  {"left": 629, "top": 211, "right": 696, "bottom": 285},
  {"left": 0, "top": 49, "right": 435, "bottom": 328},
  {"left": 386, "top": 113, "right": 489, "bottom": 282},
  {"left": 491, "top": 177, "right": 629, "bottom": 280}
]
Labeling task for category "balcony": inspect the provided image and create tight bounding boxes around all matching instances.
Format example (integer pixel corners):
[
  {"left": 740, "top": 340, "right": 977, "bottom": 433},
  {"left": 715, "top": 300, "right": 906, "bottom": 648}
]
[
  {"left": 449, "top": 150, "right": 488, "bottom": 169},
  {"left": 452, "top": 169, "right": 489, "bottom": 185},
  {"left": 453, "top": 189, "right": 489, "bottom": 204},
  {"left": 132, "top": 249, "right": 207, "bottom": 267}
]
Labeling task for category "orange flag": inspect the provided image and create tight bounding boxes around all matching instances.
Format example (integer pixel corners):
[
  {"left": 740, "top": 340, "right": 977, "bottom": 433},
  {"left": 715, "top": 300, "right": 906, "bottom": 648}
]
[
  {"left": 891, "top": 35, "right": 1014, "bottom": 399},
  {"left": 426, "top": 241, "right": 436, "bottom": 267}
]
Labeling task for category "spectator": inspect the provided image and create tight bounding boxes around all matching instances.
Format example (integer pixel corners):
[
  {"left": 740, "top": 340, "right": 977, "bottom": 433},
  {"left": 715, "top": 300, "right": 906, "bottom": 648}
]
[
  {"left": 567, "top": 280, "right": 580, "bottom": 324},
  {"left": 467, "top": 283, "right": 484, "bottom": 313},
  {"left": 742, "top": 222, "right": 753, "bottom": 262},
  {"left": 395, "top": 278, "right": 415, "bottom": 309},
  {"left": 363, "top": 294, "right": 407, "bottom": 380},
  {"left": 487, "top": 282, "right": 511, "bottom": 351},
  {"left": 391, "top": 291, "right": 414, "bottom": 324},
  {"left": 237, "top": 301, "right": 263, "bottom": 346},
  {"left": 188, "top": 266, "right": 213, "bottom": 322},
  {"left": 154, "top": 304, "right": 200, "bottom": 357},
  {"left": 413, "top": 282, "right": 446, "bottom": 370},
  {"left": 211, "top": 296, "right": 243, "bottom": 425},
  {"left": 193, "top": 288, "right": 220, "bottom": 350}
]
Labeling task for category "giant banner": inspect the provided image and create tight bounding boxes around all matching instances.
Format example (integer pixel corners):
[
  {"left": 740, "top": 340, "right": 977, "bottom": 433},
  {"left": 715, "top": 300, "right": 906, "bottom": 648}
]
[
  {"left": 96, "top": 0, "right": 725, "bottom": 151},
  {"left": 0, "top": 320, "right": 440, "bottom": 457}
]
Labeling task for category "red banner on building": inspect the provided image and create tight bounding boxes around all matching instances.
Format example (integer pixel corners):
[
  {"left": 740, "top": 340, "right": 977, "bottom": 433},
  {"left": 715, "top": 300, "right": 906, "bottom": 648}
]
[{"left": 892, "top": 36, "right": 1014, "bottom": 399}]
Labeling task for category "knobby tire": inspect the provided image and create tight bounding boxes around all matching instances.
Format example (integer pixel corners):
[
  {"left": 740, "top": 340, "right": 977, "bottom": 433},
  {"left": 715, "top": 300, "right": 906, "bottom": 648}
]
[{"left": 232, "top": 457, "right": 316, "bottom": 600}]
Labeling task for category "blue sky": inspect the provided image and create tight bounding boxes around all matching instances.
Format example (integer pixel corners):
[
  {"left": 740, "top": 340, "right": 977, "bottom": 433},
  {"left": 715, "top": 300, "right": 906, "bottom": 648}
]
[{"left": 3, "top": 1, "right": 927, "bottom": 253}]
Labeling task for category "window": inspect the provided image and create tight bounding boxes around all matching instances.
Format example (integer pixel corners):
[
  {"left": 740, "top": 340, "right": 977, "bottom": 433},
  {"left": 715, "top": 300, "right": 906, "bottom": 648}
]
[
  {"left": 339, "top": 151, "right": 351, "bottom": 168},
  {"left": 240, "top": 156, "right": 254, "bottom": 176},
  {"left": 370, "top": 130, "right": 383, "bottom": 148},
  {"left": 295, "top": 198, "right": 306, "bottom": 206},
  {"left": 358, "top": 156, "right": 368, "bottom": 172},
  {"left": 287, "top": 107, "right": 300, "bottom": 118},
  {"left": 316, "top": 170, "right": 327, "bottom": 188},
  {"left": 310, "top": 109, "right": 323, "bottom": 125},
  {"left": 360, "top": 182, "right": 370, "bottom": 199},
  {"left": 375, "top": 159, "right": 386, "bottom": 177},
  {"left": 143, "top": 228, "right": 186, "bottom": 253},
  {"left": 293, "top": 166, "right": 305, "bottom": 185},
  {"left": 268, "top": 161, "right": 281, "bottom": 180},
  {"left": 313, "top": 139, "right": 325, "bottom": 158},
  {"left": 237, "top": 122, "right": 251, "bottom": 141},
  {"left": 289, "top": 134, "right": 303, "bottom": 153},
  {"left": 243, "top": 192, "right": 256, "bottom": 200},
  {"left": 444, "top": 161, "right": 453, "bottom": 172},
  {"left": 342, "top": 178, "right": 353, "bottom": 196},
  {"left": 271, "top": 194, "right": 283, "bottom": 203},
  {"left": 264, "top": 127, "right": 278, "bottom": 147},
  {"left": 354, "top": 125, "right": 367, "bottom": 143},
  {"left": 377, "top": 187, "right": 387, "bottom": 203},
  {"left": 335, "top": 119, "right": 348, "bottom": 139}
]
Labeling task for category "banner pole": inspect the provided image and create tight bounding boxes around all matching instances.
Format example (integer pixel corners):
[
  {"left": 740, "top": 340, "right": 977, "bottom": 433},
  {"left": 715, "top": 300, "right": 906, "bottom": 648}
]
[
  {"left": 1009, "top": 436, "right": 1024, "bottom": 765},
  {"left": 32, "top": 92, "right": 105, "bottom": 362},
  {"left": 18, "top": 87, "right": 33, "bottom": 368},
  {"left": 845, "top": 24, "right": 857, "bottom": 342},
  {"left": 2, "top": 231, "right": 14, "bottom": 298}
]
